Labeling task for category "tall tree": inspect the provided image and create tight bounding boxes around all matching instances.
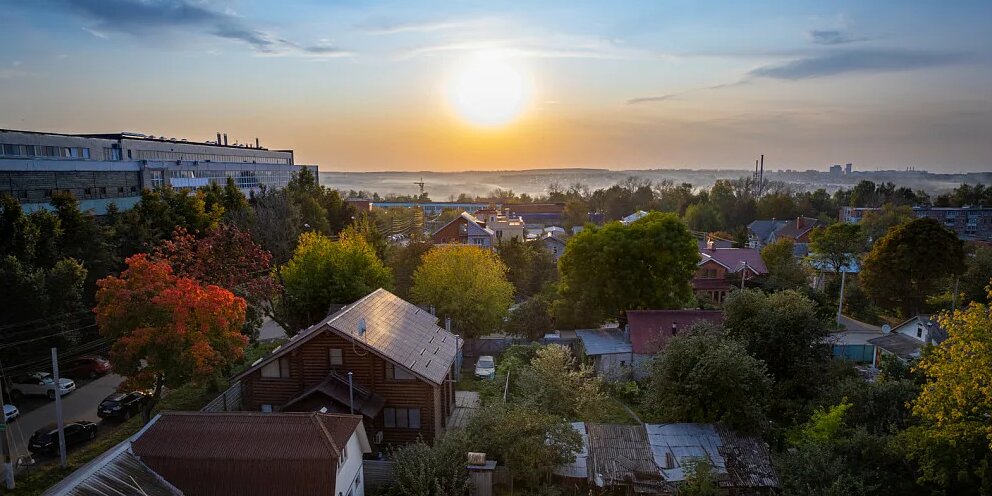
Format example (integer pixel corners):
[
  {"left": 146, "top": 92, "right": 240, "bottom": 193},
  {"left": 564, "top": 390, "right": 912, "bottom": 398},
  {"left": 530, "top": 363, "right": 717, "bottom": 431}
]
[
  {"left": 683, "top": 203, "right": 723, "bottom": 232},
  {"left": 648, "top": 332, "right": 772, "bottom": 432},
  {"left": 960, "top": 245, "right": 992, "bottom": 306},
  {"left": 761, "top": 238, "right": 809, "bottom": 290},
  {"left": 496, "top": 237, "right": 556, "bottom": 298},
  {"left": 152, "top": 225, "right": 280, "bottom": 340},
  {"left": 556, "top": 212, "right": 698, "bottom": 325},
  {"left": 861, "top": 218, "right": 964, "bottom": 315},
  {"left": 809, "top": 223, "right": 866, "bottom": 274},
  {"left": 275, "top": 231, "right": 392, "bottom": 333},
  {"left": 387, "top": 237, "right": 433, "bottom": 299},
  {"left": 860, "top": 203, "right": 915, "bottom": 243},
  {"left": 512, "top": 344, "right": 610, "bottom": 421},
  {"left": 411, "top": 245, "right": 513, "bottom": 337},
  {"left": 94, "top": 254, "right": 248, "bottom": 413}
]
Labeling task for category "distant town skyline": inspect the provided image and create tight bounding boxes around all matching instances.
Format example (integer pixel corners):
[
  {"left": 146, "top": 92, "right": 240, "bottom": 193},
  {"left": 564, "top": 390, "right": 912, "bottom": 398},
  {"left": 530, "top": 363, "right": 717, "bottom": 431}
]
[{"left": 1, "top": 0, "right": 990, "bottom": 172}]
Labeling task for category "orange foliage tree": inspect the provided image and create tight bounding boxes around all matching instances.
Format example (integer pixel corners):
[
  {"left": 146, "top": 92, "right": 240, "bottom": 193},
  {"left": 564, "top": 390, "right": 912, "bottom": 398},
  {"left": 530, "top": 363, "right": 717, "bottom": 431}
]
[{"left": 94, "top": 254, "right": 248, "bottom": 404}]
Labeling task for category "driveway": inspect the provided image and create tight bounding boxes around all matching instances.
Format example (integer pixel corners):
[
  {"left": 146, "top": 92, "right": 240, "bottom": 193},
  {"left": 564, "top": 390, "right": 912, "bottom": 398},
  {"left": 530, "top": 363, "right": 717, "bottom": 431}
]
[{"left": 5, "top": 373, "right": 124, "bottom": 460}]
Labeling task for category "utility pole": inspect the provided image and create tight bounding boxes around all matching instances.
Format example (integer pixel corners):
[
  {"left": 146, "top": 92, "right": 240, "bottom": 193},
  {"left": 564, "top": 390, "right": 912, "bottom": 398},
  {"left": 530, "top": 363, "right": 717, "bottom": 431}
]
[
  {"left": 740, "top": 261, "right": 749, "bottom": 290},
  {"left": 0, "top": 384, "right": 13, "bottom": 490},
  {"left": 348, "top": 371, "right": 354, "bottom": 415},
  {"left": 51, "top": 348, "right": 67, "bottom": 468},
  {"left": 836, "top": 270, "right": 847, "bottom": 324},
  {"left": 951, "top": 276, "right": 960, "bottom": 312}
]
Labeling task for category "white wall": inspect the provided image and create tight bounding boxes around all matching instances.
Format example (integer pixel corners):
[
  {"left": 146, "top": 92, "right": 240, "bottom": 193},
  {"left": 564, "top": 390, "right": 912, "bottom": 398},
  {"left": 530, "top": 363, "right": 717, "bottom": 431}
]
[{"left": 336, "top": 432, "right": 366, "bottom": 496}]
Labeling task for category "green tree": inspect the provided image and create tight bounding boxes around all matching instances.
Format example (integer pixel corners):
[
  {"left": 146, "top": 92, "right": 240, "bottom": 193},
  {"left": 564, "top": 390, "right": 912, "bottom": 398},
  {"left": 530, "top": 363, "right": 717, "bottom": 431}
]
[
  {"left": 683, "top": 202, "right": 723, "bottom": 232},
  {"left": 512, "top": 344, "right": 610, "bottom": 421},
  {"left": 809, "top": 223, "right": 866, "bottom": 274},
  {"left": 341, "top": 212, "right": 390, "bottom": 262},
  {"left": 960, "top": 245, "right": 992, "bottom": 306},
  {"left": 411, "top": 245, "right": 513, "bottom": 337},
  {"left": 503, "top": 292, "right": 555, "bottom": 340},
  {"left": 497, "top": 238, "right": 556, "bottom": 298},
  {"left": 680, "top": 458, "right": 720, "bottom": 496},
  {"left": 275, "top": 231, "right": 392, "bottom": 333},
  {"left": 556, "top": 212, "right": 698, "bottom": 325},
  {"left": 389, "top": 432, "right": 472, "bottom": 496},
  {"left": 227, "top": 188, "right": 303, "bottom": 265},
  {"left": 757, "top": 192, "right": 799, "bottom": 219},
  {"left": 859, "top": 203, "right": 915, "bottom": 243},
  {"left": 562, "top": 199, "right": 589, "bottom": 230},
  {"left": 647, "top": 333, "right": 771, "bottom": 431},
  {"left": 465, "top": 403, "right": 582, "bottom": 488},
  {"left": 761, "top": 237, "right": 808, "bottom": 290},
  {"left": 723, "top": 289, "right": 832, "bottom": 417},
  {"left": 387, "top": 237, "right": 433, "bottom": 299},
  {"left": 861, "top": 218, "right": 964, "bottom": 315}
]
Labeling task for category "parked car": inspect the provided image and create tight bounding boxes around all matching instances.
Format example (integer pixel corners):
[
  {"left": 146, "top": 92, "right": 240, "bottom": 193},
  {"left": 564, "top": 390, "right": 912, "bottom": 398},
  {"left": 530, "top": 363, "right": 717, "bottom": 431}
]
[
  {"left": 61, "top": 356, "right": 112, "bottom": 379},
  {"left": 8, "top": 372, "right": 76, "bottom": 400},
  {"left": 97, "top": 391, "right": 148, "bottom": 421},
  {"left": 474, "top": 355, "right": 496, "bottom": 379},
  {"left": 28, "top": 421, "right": 98, "bottom": 455},
  {"left": 3, "top": 404, "right": 19, "bottom": 423}
]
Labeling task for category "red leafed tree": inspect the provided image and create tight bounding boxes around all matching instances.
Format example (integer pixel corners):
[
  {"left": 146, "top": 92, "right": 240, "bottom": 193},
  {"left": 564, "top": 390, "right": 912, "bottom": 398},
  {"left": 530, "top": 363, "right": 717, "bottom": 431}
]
[
  {"left": 152, "top": 225, "right": 280, "bottom": 339},
  {"left": 94, "top": 254, "right": 248, "bottom": 408}
]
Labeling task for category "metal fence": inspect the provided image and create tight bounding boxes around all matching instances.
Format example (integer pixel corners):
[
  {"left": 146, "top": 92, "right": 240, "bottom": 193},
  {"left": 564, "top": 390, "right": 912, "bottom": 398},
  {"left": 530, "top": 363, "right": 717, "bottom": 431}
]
[
  {"left": 200, "top": 380, "right": 243, "bottom": 412},
  {"left": 363, "top": 460, "right": 396, "bottom": 489}
]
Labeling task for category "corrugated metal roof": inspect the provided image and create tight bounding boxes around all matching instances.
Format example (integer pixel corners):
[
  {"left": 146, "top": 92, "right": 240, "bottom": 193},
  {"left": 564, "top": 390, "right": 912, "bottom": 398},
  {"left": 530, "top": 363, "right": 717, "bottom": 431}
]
[
  {"left": 576, "top": 329, "right": 631, "bottom": 356},
  {"left": 132, "top": 412, "right": 362, "bottom": 462},
  {"left": 646, "top": 423, "right": 726, "bottom": 482},
  {"left": 44, "top": 417, "right": 182, "bottom": 496},
  {"left": 553, "top": 422, "right": 589, "bottom": 479},
  {"left": 868, "top": 333, "right": 924, "bottom": 357}
]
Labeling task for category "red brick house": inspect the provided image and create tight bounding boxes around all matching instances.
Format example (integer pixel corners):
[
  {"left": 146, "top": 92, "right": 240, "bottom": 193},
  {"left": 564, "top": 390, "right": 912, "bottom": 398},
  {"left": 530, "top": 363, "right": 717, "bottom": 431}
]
[
  {"left": 234, "top": 288, "right": 460, "bottom": 447},
  {"left": 693, "top": 242, "right": 768, "bottom": 304},
  {"left": 430, "top": 211, "right": 496, "bottom": 247}
]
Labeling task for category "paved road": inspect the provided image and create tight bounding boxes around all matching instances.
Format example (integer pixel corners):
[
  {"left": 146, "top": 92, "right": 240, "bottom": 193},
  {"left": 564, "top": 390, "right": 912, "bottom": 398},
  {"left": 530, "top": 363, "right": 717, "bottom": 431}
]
[{"left": 6, "top": 374, "right": 123, "bottom": 459}]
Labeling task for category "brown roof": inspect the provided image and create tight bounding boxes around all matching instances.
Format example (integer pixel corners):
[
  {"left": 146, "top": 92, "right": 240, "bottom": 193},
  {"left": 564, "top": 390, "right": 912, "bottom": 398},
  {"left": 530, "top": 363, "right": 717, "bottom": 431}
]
[
  {"left": 132, "top": 412, "right": 365, "bottom": 496},
  {"left": 627, "top": 310, "right": 724, "bottom": 354},
  {"left": 234, "top": 288, "right": 460, "bottom": 386},
  {"left": 282, "top": 371, "right": 386, "bottom": 418},
  {"left": 773, "top": 217, "right": 824, "bottom": 240}
]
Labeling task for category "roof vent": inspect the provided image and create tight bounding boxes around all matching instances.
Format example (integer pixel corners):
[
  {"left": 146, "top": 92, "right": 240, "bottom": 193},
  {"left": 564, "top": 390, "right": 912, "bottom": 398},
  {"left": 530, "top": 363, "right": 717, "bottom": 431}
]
[{"left": 357, "top": 318, "right": 366, "bottom": 337}]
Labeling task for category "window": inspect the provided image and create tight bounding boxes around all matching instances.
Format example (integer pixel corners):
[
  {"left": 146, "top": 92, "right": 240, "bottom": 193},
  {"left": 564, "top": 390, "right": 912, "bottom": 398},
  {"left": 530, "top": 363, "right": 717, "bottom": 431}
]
[
  {"left": 329, "top": 348, "right": 343, "bottom": 367},
  {"left": 383, "top": 407, "right": 421, "bottom": 429},
  {"left": 261, "top": 404, "right": 273, "bottom": 413},
  {"left": 260, "top": 358, "right": 291, "bottom": 378},
  {"left": 385, "top": 363, "right": 415, "bottom": 381},
  {"left": 917, "top": 327, "right": 923, "bottom": 338}
]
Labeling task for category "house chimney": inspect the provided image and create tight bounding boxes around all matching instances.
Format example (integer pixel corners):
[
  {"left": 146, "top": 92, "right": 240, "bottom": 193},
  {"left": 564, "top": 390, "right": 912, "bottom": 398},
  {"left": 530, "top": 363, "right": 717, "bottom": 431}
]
[
  {"left": 255, "top": 137, "right": 260, "bottom": 148},
  {"left": 706, "top": 238, "right": 715, "bottom": 251},
  {"left": 223, "top": 133, "right": 228, "bottom": 146},
  {"left": 216, "top": 132, "right": 222, "bottom": 144}
]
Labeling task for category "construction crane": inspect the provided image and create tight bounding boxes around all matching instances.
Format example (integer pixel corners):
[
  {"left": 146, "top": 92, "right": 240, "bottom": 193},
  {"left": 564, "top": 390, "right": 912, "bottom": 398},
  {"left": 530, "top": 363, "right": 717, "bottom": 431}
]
[{"left": 413, "top": 177, "right": 426, "bottom": 199}]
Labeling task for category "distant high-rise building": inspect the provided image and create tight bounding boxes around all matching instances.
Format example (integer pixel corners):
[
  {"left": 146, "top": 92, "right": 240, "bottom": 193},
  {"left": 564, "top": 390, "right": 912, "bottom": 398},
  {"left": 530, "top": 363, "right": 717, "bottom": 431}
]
[
  {"left": 829, "top": 164, "right": 843, "bottom": 175},
  {"left": 1, "top": 128, "right": 316, "bottom": 214},
  {"left": 845, "top": 163, "right": 852, "bottom": 174}
]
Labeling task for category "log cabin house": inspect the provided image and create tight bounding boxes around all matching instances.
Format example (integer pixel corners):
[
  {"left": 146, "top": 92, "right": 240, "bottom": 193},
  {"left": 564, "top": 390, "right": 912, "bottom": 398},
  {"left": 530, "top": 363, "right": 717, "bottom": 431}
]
[{"left": 233, "top": 288, "right": 460, "bottom": 447}]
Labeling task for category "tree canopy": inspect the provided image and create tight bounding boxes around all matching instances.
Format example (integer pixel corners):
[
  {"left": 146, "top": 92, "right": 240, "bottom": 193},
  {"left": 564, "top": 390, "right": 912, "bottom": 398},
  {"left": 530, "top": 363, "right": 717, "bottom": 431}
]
[
  {"left": 556, "top": 211, "right": 698, "bottom": 325},
  {"left": 276, "top": 231, "right": 392, "bottom": 333},
  {"left": 861, "top": 218, "right": 964, "bottom": 315},
  {"left": 809, "top": 222, "right": 866, "bottom": 274},
  {"left": 410, "top": 245, "right": 513, "bottom": 337},
  {"left": 94, "top": 254, "right": 248, "bottom": 400},
  {"left": 761, "top": 237, "right": 809, "bottom": 290}
]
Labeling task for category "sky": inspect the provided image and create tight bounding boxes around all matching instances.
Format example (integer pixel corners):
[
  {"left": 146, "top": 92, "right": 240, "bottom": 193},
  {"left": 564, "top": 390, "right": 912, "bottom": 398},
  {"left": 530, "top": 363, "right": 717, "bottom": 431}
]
[{"left": 1, "top": 0, "right": 991, "bottom": 172}]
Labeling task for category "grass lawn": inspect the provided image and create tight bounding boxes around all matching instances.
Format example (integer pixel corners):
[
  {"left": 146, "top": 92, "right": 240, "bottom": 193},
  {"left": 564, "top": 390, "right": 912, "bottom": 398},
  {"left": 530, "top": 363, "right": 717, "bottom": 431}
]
[{"left": 8, "top": 340, "right": 283, "bottom": 495}]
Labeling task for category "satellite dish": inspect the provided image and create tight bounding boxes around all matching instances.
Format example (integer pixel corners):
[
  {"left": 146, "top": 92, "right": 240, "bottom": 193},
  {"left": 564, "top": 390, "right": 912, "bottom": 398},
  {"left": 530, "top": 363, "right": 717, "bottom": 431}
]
[
  {"left": 882, "top": 324, "right": 891, "bottom": 334},
  {"left": 319, "top": 407, "right": 328, "bottom": 413},
  {"left": 357, "top": 318, "right": 366, "bottom": 337}
]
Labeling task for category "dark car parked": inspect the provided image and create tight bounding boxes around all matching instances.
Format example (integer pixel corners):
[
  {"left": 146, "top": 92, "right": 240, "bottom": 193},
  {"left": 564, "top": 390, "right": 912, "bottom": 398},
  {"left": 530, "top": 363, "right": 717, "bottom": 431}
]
[
  {"left": 97, "top": 391, "right": 148, "bottom": 420},
  {"left": 60, "top": 356, "right": 112, "bottom": 379},
  {"left": 28, "top": 421, "right": 98, "bottom": 455}
]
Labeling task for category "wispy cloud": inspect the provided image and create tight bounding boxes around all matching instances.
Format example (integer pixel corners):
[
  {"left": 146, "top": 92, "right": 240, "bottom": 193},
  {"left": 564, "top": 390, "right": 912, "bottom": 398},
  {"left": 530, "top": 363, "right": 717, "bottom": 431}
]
[
  {"left": 809, "top": 29, "right": 868, "bottom": 46},
  {"left": 749, "top": 49, "right": 969, "bottom": 80},
  {"left": 358, "top": 18, "right": 491, "bottom": 35},
  {"left": 627, "top": 80, "right": 750, "bottom": 105},
  {"left": 48, "top": 0, "right": 352, "bottom": 57},
  {"left": 400, "top": 34, "right": 648, "bottom": 60}
]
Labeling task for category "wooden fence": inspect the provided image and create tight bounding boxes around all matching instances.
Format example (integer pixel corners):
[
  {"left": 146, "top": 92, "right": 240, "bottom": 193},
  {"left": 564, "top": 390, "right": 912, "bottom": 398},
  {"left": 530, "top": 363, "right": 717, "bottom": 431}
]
[
  {"left": 363, "top": 460, "right": 396, "bottom": 489},
  {"left": 200, "top": 380, "right": 243, "bottom": 412}
]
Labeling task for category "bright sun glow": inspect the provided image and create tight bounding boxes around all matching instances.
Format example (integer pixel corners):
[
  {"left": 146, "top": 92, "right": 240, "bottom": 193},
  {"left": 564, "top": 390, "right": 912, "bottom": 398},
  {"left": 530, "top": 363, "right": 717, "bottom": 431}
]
[{"left": 446, "top": 53, "right": 532, "bottom": 128}]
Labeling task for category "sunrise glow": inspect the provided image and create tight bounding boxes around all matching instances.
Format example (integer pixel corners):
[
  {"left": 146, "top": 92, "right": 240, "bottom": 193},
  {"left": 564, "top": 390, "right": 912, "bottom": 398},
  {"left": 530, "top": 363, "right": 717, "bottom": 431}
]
[{"left": 446, "top": 53, "right": 532, "bottom": 128}]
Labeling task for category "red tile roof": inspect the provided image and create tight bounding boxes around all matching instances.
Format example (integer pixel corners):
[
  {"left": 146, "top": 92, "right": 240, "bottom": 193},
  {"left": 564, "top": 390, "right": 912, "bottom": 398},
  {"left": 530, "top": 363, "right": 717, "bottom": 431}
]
[
  {"left": 627, "top": 310, "right": 724, "bottom": 354},
  {"left": 132, "top": 412, "right": 364, "bottom": 496}
]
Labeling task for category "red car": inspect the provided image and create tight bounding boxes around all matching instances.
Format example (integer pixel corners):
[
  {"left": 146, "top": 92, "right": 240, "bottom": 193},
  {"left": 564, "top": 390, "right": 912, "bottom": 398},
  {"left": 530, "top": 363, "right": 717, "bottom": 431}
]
[{"left": 61, "top": 356, "right": 112, "bottom": 379}]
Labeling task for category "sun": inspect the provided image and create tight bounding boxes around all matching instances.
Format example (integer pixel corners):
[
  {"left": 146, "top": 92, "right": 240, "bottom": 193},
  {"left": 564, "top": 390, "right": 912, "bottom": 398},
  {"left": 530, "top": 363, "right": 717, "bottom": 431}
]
[{"left": 446, "top": 52, "right": 532, "bottom": 128}]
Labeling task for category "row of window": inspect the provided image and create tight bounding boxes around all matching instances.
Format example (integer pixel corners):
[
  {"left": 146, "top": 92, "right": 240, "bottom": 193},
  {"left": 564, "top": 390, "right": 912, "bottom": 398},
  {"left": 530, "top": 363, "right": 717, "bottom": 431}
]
[
  {"left": 1, "top": 143, "right": 91, "bottom": 159},
  {"left": 135, "top": 149, "right": 290, "bottom": 165},
  {"left": 149, "top": 169, "right": 296, "bottom": 191},
  {"left": 8, "top": 185, "right": 138, "bottom": 200},
  {"left": 260, "top": 352, "right": 418, "bottom": 381}
]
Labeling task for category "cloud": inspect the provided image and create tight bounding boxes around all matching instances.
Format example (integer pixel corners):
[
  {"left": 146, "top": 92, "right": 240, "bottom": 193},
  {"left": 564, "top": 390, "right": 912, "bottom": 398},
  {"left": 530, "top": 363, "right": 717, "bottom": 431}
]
[
  {"left": 749, "top": 49, "right": 970, "bottom": 80},
  {"left": 358, "top": 18, "right": 489, "bottom": 34},
  {"left": 400, "top": 34, "right": 648, "bottom": 60},
  {"left": 302, "top": 44, "right": 354, "bottom": 57},
  {"left": 627, "top": 94, "right": 679, "bottom": 105},
  {"left": 627, "top": 80, "right": 749, "bottom": 105},
  {"left": 48, "top": 0, "right": 351, "bottom": 57},
  {"left": 809, "top": 30, "right": 868, "bottom": 46}
]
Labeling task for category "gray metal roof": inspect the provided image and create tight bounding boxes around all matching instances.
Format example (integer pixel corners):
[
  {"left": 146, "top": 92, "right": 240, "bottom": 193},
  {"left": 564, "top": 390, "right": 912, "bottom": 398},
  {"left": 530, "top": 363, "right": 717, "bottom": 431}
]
[
  {"left": 576, "top": 329, "right": 631, "bottom": 356},
  {"left": 868, "top": 333, "right": 924, "bottom": 358},
  {"left": 43, "top": 416, "right": 182, "bottom": 496},
  {"left": 646, "top": 423, "right": 726, "bottom": 482}
]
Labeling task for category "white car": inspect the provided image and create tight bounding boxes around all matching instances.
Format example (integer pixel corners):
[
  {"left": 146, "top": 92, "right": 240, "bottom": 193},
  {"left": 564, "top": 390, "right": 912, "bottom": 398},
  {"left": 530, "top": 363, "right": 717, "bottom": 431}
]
[
  {"left": 9, "top": 372, "right": 76, "bottom": 400},
  {"left": 3, "top": 404, "right": 19, "bottom": 423},
  {"left": 474, "top": 356, "right": 496, "bottom": 379}
]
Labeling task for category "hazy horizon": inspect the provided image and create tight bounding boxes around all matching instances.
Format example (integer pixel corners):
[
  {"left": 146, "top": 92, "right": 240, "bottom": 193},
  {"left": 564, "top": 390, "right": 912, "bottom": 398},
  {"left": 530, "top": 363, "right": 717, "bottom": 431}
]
[{"left": 2, "top": 0, "right": 991, "bottom": 172}]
